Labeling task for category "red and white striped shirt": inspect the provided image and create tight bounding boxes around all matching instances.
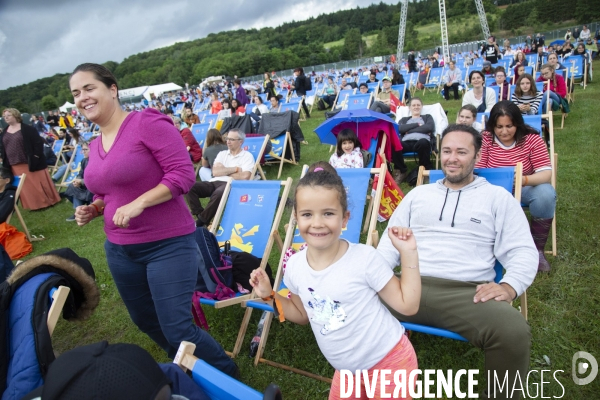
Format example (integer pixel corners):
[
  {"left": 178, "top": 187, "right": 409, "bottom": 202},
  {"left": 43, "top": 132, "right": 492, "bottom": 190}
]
[{"left": 476, "top": 132, "right": 551, "bottom": 176}]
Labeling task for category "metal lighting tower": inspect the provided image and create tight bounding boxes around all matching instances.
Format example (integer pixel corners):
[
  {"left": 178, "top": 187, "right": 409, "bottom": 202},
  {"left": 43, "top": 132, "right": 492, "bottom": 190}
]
[
  {"left": 438, "top": 0, "right": 450, "bottom": 64},
  {"left": 474, "top": 0, "right": 491, "bottom": 39},
  {"left": 396, "top": 0, "right": 491, "bottom": 64},
  {"left": 396, "top": 0, "right": 408, "bottom": 63}
]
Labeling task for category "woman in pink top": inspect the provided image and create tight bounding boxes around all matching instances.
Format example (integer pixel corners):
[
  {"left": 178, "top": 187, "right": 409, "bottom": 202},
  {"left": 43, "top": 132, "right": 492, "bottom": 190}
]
[{"left": 69, "top": 63, "right": 238, "bottom": 378}]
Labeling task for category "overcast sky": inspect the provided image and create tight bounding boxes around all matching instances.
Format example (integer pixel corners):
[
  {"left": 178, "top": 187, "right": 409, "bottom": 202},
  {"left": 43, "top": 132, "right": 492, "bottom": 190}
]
[{"left": 0, "top": 0, "right": 398, "bottom": 90}]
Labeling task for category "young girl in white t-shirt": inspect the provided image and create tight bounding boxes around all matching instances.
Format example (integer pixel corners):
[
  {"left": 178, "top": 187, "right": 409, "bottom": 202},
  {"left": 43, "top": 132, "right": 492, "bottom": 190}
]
[
  {"left": 329, "top": 129, "right": 364, "bottom": 169},
  {"left": 250, "top": 166, "right": 420, "bottom": 400}
]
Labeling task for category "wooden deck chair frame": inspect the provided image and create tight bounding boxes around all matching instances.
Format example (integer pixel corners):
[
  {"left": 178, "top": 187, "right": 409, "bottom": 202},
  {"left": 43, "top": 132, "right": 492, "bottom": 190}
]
[
  {"left": 204, "top": 177, "right": 293, "bottom": 309},
  {"left": 55, "top": 144, "right": 81, "bottom": 189},
  {"left": 6, "top": 174, "right": 45, "bottom": 242},
  {"left": 246, "top": 135, "right": 270, "bottom": 181},
  {"left": 233, "top": 165, "right": 387, "bottom": 383},
  {"left": 416, "top": 163, "right": 529, "bottom": 321},
  {"left": 541, "top": 106, "right": 558, "bottom": 257},
  {"left": 47, "top": 286, "right": 70, "bottom": 337},
  {"left": 174, "top": 342, "right": 278, "bottom": 399},
  {"left": 264, "top": 132, "right": 297, "bottom": 179},
  {"left": 48, "top": 139, "right": 65, "bottom": 174}
]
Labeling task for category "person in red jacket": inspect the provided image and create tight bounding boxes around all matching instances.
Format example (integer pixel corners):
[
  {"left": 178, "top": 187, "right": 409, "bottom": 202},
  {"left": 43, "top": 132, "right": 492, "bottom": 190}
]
[
  {"left": 172, "top": 117, "right": 202, "bottom": 163},
  {"left": 536, "top": 63, "right": 567, "bottom": 113}
]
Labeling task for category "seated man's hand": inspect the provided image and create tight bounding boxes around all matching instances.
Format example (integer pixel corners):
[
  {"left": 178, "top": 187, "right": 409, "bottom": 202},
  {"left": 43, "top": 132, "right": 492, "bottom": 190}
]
[{"left": 474, "top": 282, "right": 516, "bottom": 303}]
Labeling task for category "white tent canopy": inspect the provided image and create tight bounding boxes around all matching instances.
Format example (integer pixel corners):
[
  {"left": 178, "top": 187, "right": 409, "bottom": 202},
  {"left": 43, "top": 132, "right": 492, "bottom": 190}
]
[
  {"left": 59, "top": 101, "right": 76, "bottom": 113},
  {"left": 119, "top": 82, "right": 183, "bottom": 102}
]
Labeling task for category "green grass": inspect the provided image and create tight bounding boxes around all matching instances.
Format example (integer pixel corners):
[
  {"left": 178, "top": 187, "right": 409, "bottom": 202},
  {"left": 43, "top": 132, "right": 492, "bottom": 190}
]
[{"left": 15, "top": 61, "right": 600, "bottom": 399}]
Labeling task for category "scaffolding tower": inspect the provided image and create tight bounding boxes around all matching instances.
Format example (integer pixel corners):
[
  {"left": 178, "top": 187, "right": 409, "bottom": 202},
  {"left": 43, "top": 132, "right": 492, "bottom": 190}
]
[{"left": 396, "top": 0, "right": 491, "bottom": 63}]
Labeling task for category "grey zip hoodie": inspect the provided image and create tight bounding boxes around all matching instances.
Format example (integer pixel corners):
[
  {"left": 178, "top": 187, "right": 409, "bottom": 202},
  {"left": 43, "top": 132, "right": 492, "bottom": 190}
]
[{"left": 378, "top": 176, "right": 537, "bottom": 296}]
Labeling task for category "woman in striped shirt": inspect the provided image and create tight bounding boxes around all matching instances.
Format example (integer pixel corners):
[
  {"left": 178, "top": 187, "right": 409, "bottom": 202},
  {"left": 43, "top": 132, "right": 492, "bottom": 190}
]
[
  {"left": 511, "top": 74, "right": 543, "bottom": 115},
  {"left": 476, "top": 101, "right": 555, "bottom": 272}
]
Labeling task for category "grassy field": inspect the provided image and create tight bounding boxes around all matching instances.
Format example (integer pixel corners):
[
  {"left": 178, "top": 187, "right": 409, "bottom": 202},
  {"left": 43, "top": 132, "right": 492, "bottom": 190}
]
[
  {"left": 14, "top": 61, "right": 599, "bottom": 399},
  {"left": 324, "top": 34, "right": 377, "bottom": 50}
]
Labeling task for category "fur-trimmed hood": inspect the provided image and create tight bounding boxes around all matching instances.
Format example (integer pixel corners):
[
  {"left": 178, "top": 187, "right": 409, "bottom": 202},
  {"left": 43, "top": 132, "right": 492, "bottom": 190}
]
[{"left": 7, "top": 248, "right": 99, "bottom": 321}]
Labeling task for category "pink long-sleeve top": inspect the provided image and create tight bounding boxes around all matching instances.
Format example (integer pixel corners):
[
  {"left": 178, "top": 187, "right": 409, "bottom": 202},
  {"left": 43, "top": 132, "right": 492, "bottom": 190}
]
[
  {"left": 85, "top": 108, "right": 196, "bottom": 245},
  {"left": 536, "top": 74, "right": 567, "bottom": 98}
]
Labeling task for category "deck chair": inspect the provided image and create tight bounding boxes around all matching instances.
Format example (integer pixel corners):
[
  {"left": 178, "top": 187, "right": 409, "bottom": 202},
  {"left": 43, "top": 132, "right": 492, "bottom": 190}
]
[
  {"left": 174, "top": 342, "right": 282, "bottom": 400},
  {"left": 242, "top": 135, "right": 269, "bottom": 181},
  {"left": 264, "top": 132, "right": 297, "bottom": 179},
  {"left": 343, "top": 93, "right": 372, "bottom": 110},
  {"left": 395, "top": 103, "right": 448, "bottom": 169},
  {"left": 332, "top": 89, "right": 354, "bottom": 110},
  {"left": 410, "top": 164, "right": 529, "bottom": 345},
  {"left": 278, "top": 102, "right": 300, "bottom": 114},
  {"left": 198, "top": 178, "right": 292, "bottom": 311},
  {"left": 522, "top": 114, "right": 558, "bottom": 256},
  {"left": 48, "top": 139, "right": 65, "bottom": 173},
  {"left": 204, "top": 114, "right": 218, "bottom": 129},
  {"left": 6, "top": 175, "right": 45, "bottom": 242},
  {"left": 235, "top": 165, "right": 387, "bottom": 382},
  {"left": 422, "top": 67, "right": 444, "bottom": 95},
  {"left": 55, "top": 145, "right": 84, "bottom": 189},
  {"left": 565, "top": 56, "right": 587, "bottom": 98},
  {"left": 391, "top": 84, "right": 406, "bottom": 103},
  {"left": 191, "top": 123, "right": 211, "bottom": 146}
]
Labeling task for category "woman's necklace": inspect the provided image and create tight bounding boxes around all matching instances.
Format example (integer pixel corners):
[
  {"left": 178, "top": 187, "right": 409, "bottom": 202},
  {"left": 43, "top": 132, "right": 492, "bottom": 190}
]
[{"left": 307, "top": 240, "right": 342, "bottom": 271}]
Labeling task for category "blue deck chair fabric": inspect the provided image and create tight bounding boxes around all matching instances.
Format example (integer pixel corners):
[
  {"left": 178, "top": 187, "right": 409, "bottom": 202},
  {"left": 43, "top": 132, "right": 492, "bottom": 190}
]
[
  {"left": 334, "top": 89, "right": 354, "bottom": 109},
  {"left": 367, "top": 82, "right": 379, "bottom": 92},
  {"left": 81, "top": 132, "right": 93, "bottom": 141},
  {"left": 485, "top": 77, "right": 496, "bottom": 87},
  {"left": 191, "top": 123, "right": 211, "bottom": 148},
  {"left": 365, "top": 137, "right": 377, "bottom": 169},
  {"left": 62, "top": 147, "right": 84, "bottom": 185},
  {"left": 245, "top": 104, "right": 256, "bottom": 115},
  {"left": 488, "top": 85, "right": 500, "bottom": 101},
  {"left": 175, "top": 103, "right": 184, "bottom": 116},
  {"left": 278, "top": 103, "right": 299, "bottom": 113},
  {"left": 189, "top": 358, "right": 263, "bottom": 400},
  {"left": 402, "top": 167, "right": 516, "bottom": 341},
  {"left": 524, "top": 66, "right": 534, "bottom": 76},
  {"left": 345, "top": 94, "right": 371, "bottom": 110},
  {"left": 52, "top": 139, "right": 64, "bottom": 158},
  {"left": 200, "top": 181, "right": 282, "bottom": 307},
  {"left": 424, "top": 68, "right": 443, "bottom": 90},
  {"left": 203, "top": 114, "right": 217, "bottom": 128},
  {"left": 522, "top": 115, "right": 542, "bottom": 135},
  {"left": 535, "top": 82, "right": 544, "bottom": 93},
  {"left": 287, "top": 97, "right": 302, "bottom": 104},
  {"left": 242, "top": 136, "right": 268, "bottom": 164}
]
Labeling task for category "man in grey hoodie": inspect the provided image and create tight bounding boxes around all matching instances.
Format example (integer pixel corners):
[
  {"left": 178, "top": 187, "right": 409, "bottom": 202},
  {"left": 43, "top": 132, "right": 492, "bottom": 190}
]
[{"left": 378, "top": 124, "right": 538, "bottom": 399}]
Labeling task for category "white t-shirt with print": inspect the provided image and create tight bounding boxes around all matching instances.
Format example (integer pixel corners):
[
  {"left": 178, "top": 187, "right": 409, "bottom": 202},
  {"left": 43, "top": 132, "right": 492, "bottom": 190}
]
[
  {"left": 283, "top": 241, "right": 403, "bottom": 371},
  {"left": 329, "top": 148, "right": 364, "bottom": 169}
]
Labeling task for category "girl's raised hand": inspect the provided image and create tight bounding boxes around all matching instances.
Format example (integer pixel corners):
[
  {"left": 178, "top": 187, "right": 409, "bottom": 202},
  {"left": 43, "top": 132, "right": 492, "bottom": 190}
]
[
  {"left": 388, "top": 226, "right": 417, "bottom": 253},
  {"left": 249, "top": 268, "right": 273, "bottom": 298}
]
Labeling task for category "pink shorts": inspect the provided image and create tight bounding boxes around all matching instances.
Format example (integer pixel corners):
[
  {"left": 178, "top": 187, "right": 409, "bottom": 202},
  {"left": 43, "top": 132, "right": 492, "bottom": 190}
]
[{"left": 328, "top": 334, "right": 418, "bottom": 400}]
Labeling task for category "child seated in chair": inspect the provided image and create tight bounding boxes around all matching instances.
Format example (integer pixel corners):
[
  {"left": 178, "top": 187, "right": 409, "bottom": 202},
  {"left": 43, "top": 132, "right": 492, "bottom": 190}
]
[
  {"left": 250, "top": 164, "right": 421, "bottom": 399},
  {"left": 328, "top": 129, "right": 363, "bottom": 169}
]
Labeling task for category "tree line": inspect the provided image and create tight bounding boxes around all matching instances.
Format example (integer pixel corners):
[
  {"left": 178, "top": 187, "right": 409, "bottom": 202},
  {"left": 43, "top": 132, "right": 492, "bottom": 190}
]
[{"left": 1, "top": 0, "right": 597, "bottom": 113}]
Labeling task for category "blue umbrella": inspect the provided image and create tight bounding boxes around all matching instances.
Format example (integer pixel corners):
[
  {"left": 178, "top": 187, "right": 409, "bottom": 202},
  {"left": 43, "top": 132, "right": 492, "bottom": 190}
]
[{"left": 314, "top": 109, "right": 400, "bottom": 145}]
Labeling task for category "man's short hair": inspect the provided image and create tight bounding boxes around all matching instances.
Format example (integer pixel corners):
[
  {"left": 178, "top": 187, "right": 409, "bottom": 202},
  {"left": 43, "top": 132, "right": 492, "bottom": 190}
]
[
  {"left": 441, "top": 124, "right": 482, "bottom": 154},
  {"left": 228, "top": 128, "right": 245, "bottom": 141},
  {"left": 359, "top": 83, "right": 368, "bottom": 89}
]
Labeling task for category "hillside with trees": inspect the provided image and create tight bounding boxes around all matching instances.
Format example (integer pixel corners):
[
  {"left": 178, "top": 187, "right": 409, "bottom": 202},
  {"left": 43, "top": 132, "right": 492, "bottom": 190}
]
[{"left": 1, "top": 0, "right": 598, "bottom": 113}]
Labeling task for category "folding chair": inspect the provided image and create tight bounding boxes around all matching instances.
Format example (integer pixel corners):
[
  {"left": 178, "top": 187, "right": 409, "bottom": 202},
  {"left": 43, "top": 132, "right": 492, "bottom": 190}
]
[
  {"left": 48, "top": 139, "right": 65, "bottom": 173},
  {"left": 242, "top": 135, "right": 269, "bottom": 181},
  {"left": 391, "top": 84, "right": 406, "bottom": 103},
  {"left": 199, "top": 178, "right": 292, "bottom": 310},
  {"left": 235, "top": 165, "right": 387, "bottom": 382},
  {"left": 174, "top": 342, "right": 282, "bottom": 400},
  {"left": 565, "top": 56, "right": 587, "bottom": 97},
  {"left": 343, "top": 93, "right": 372, "bottom": 110},
  {"left": 488, "top": 85, "right": 500, "bottom": 102},
  {"left": 55, "top": 145, "right": 84, "bottom": 189},
  {"left": 204, "top": 114, "right": 218, "bottom": 129},
  {"left": 264, "top": 132, "right": 297, "bottom": 179},
  {"left": 191, "top": 123, "right": 210, "bottom": 148},
  {"left": 332, "top": 89, "right": 353, "bottom": 110},
  {"left": 278, "top": 102, "right": 300, "bottom": 114},
  {"left": 412, "top": 164, "right": 529, "bottom": 345},
  {"left": 422, "top": 67, "right": 444, "bottom": 95},
  {"left": 6, "top": 175, "right": 45, "bottom": 242}
]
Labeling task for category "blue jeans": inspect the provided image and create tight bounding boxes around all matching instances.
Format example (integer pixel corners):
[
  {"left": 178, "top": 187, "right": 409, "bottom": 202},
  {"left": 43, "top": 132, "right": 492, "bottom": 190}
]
[
  {"left": 63, "top": 193, "right": 85, "bottom": 209},
  {"left": 521, "top": 183, "right": 556, "bottom": 219},
  {"left": 539, "top": 90, "right": 561, "bottom": 114},
  {"left": 53, "top": 164, "right": 67, "bottom": 181},
  {"left": 104, "top": 233, "right": 238, "bottom": 377}
]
